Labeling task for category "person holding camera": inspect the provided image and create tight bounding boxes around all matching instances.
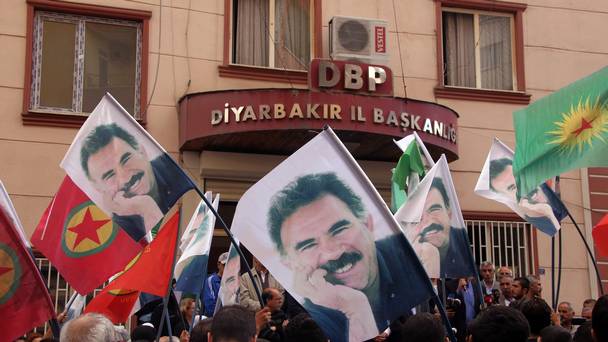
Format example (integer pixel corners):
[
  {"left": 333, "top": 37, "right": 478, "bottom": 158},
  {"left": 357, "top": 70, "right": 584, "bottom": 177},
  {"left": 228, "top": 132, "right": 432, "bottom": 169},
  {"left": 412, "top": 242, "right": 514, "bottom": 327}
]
[{"left": 258, "top": 287, "right": 288, "bottom": 342}]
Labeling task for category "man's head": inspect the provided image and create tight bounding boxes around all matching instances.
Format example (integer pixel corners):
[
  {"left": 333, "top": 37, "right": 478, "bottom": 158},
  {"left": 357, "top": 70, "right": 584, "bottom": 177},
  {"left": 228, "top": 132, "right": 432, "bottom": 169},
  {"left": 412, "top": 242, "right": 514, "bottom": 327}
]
[
  {"left": 400, "top": 313, "right": 447, "bottom": 342},
  {"left": 262, "top": 288, "right": 284, "bottom": 312},
  {"left": 217, "top": 252, "right": 228, "bottom": 276},
  {"left": 417, "top": 177, "right": 452, "bottom": 252},
  {"left": 489, "top": 158, "right": 516, "bottom": 200},
  {"left": 268, "top": 173, "right": 378, "bottom": 291},
  {"left": 190, "top": 318, "right": 212, "bottom": 342},
  {"left": 81, "top": 124, "right": 156, "bottom": 202},
  {"left": 209, "top": 305, "right": 256, "bottom": 342},
  {"left": 253, "top": 257, "right": 267, "bottom": 274},
  {"left": 512, "top": 277, "right": 530, "bottom": 300},
  {"left": 496, "top": 266, "right": 513, "bottom": 281},
  {"left": 467, "top": 305, "right": 529, "bottom": 342},
  {"left": 527, "top": 275, "right": 542, "bottom": 297},
  {"left": 582, "top": 298, "right": 596, "bottom": 320},
  {"left": 499, "top": 275, "right": 513, "bottom": 299},
  {"left": 521, "top": 297, "right": 552, "bottom": 337},
  {"left": 558, "top": 301, "right": 574, "bottom": 325},
  {"left": 480, "top": 261, "right": 495, "bottom": 282},
  {"left": 60, "top": 313, "right": 116, "bottom": 342},
  {"left": 592, "top": 295, "right": 608, "bottom": 342},
  {"left": 284, "top": 313, "right": 328, "bottom": 342}
]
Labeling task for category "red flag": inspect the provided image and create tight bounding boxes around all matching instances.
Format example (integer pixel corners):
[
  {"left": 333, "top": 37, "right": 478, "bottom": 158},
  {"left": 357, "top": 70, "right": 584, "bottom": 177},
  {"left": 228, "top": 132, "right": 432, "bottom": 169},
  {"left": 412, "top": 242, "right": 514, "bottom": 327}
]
[
  {"left": 0, "top": 207, "right": 56, "bottom": 341},
  {"left": 31, "top": 176, "right": 143, "bottom": 295},
  {"left": 105, "top": 211, "right": 180, "bottom": 297},
  {"left": 592, "top": 214, "right": 608, "bottom": 257},
  {"left": 83, "top": 288, "right": 140, "bottom": 324}
]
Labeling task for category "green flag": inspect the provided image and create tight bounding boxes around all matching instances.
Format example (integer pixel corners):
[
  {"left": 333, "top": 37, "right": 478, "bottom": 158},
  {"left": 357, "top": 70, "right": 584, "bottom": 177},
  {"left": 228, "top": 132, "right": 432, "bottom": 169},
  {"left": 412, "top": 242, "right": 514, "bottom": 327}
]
[
  {"left": 390, "top": 141, "right": 426, "bottom": 212},
  {"left": 513, "top": 66, "right": 608, "bottom": 197}
]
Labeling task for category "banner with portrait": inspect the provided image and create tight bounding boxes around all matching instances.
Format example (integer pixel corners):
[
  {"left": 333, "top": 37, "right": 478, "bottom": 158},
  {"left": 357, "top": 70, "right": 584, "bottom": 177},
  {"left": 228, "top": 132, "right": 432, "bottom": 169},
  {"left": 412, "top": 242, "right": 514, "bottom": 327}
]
[
  {"left": 474, "top": 138, "right": 566, "bottom": 236},
  {"left": 395, "top": 155, "right": 477, "bottom": 279},
  {"left": 217, "top": 242, "right": 241, "bottom": 310},
  {"left": 231, "top": 127, "right": 435, "bottom": 342},
  {"left": 60, "top": 94, "right": 193, "bottom": 243}
]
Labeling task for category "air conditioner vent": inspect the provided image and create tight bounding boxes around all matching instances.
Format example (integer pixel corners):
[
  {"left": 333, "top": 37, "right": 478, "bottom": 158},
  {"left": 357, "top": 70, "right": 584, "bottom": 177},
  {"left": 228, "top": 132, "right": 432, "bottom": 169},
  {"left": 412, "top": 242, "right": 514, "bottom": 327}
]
[
  {"left": 330, "top": 16, "right": 388, "bottom": 64},
  {"left": 337, "top": 20, "right": 369, "bottom": 52}
]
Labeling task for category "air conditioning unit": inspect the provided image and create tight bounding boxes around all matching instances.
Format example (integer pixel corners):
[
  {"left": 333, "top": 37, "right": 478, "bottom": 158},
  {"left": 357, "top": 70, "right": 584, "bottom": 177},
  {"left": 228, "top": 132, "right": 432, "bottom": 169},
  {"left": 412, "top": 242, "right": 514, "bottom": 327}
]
[{"left": 329, "top": 16, "right": 388, "bottom": 64}]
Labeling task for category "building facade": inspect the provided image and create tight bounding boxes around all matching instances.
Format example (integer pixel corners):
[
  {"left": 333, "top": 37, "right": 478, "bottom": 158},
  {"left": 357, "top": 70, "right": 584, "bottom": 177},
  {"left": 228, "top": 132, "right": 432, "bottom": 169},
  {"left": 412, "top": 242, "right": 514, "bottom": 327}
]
[{"left": 1, "top": 0, "right": 607, "bottom": 315}]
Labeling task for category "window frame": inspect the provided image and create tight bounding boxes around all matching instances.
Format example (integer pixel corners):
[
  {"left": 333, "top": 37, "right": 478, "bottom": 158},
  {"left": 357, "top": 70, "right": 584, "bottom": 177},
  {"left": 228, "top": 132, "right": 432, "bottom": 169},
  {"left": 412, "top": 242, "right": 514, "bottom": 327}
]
[
  {"left": 434, "top": 0, "right": 530, "bottom": 104},
  {"left": 23, "top": 0, "right": 151, "bottom": 127},
  {"left": 218, "top": 0, "right": 322, "bottom": 84}
]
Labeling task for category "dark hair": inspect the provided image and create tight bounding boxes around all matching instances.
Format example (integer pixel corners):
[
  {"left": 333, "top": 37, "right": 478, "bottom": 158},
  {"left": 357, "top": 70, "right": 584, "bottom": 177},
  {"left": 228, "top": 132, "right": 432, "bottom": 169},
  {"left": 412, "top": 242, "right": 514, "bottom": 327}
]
[
  {"left": 210, "top": 305, "right": 256, "bottom": 342},
  {"left": 592, "top": 295, "right": 608, "bottom": 342},
  {"left": 514, "top": 277, "right": 530, "bottom": 290},
  {"left": 573, "top": 321, "right": 593, "bottom": 342},
  {"left": 583, "top": 298, "right": 596, "bottom": 307},
  {"left": 468, "top": 305, "right": 529, "bottom": 342},
  {"left": 190, "top": 318, "right": 212, "bottom": 342},
  {"left": 284, "top": 313, "right": 328, "bottom": 342},
  {"left": 131, "top": 324, "right": 156, "bottom": 341},
  {"left": 521, "top": 297, "right": 552, "bottom": 336},
  {"left": 539, "top": 326, "right": 572, "bottom": 342},
  {"left": 268, "top": 173, "right": 365, "bottom": 254},
  {"left": 430, "top": 177, "right": 450, "bottom": 208},
  {"left": 80, "top": 123, "right": 139, "bottom": 177},
  {"left": 489, "top": 158, "right": 512, "bottom": 191},
  {"left": 400, "top": 313, "right": 445, "bottom": 342},
  {"left": 261, "top": 288, "right": 278, "bottom": 304}
]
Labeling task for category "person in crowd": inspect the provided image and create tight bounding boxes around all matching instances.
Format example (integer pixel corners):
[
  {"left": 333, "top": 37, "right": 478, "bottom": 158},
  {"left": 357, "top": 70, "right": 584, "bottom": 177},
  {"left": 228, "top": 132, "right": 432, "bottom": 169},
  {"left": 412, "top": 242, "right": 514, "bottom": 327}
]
[
  {"left": 180, "top": 297, "right": 195, "bottom": 329},
  {"left": 284, "top": 313, "right": 328, "bottom": 342},
  {"left": 190, "top": 318, "right": 212, "bottom": 342},
  {"left": 510, "top": 276, "right": 530, "bottom": 309},
  {"left": 26, "top": 332, "right": 43, "bottom": 342},
  {"left": 203, "top": 252, "right": 228, "bottom": 317},
  {"left": 479, "top": 261, "right": 500, "bottom": 295},
  {"left": 466, "top": 305, "right": 530, "bottom": 342},
  {"left": 208, "top": 305, "right": 257, "bottom": 342},
  {"left": 258, "top": 288, "right": 287, "bottom": 342},
  {"left": 499, "top": 275, "right": 515, "bottom": 306},
  {"left": 59, "top": 313, "right": 116, "bottom": 342},
  {"left": 591, "top": 294, "right": 608, "bottom": 342},
  {"left": 573, "top": 321, "right": 593, "bottom": 342},
  {"left": 581, "top": 299, "right": 596, "bottom": 320},
  {"left": 558, "top": 301, "right": 576, "bottom": 335},
  {"left": 454, "top": 277, "right": 482, "bottom": 340},
  {"left": 521, "top": 297, "right": 553, "bottom": 341},
  {"left": 496, "top": 266, "right": 513, "bottom": 281},
  {"left": 539, "top": 326, "right": 573, "bottom": 342},
  {"left": 399, "top": 313, "right": 447, "bottom": 342},
  {"left": 527, "top": 275, "right": 543, "bottom": 299},
  {"left": 240, "top": 258, "right": 283, "bottom": 311},
  {"left": 131, "top": 323, "right": 157, "bottom": 341}
]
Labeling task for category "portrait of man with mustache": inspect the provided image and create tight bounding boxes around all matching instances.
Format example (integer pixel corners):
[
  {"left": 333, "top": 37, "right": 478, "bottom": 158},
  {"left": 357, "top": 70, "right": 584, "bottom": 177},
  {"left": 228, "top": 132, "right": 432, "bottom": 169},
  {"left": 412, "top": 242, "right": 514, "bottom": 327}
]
[
  {"left": 268, "top": 172, "right": 423, "bottom": 342},
  {"left": 80, "top": 123, "right": 192, "bottom": 242},
  {"left": 408, "top": 177, "right": 472, "bottom": 278}
]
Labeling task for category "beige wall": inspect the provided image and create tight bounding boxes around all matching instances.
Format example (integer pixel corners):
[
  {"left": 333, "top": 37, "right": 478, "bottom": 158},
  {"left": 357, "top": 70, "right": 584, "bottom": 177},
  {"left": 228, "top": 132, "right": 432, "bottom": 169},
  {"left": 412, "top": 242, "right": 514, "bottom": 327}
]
[{"left": 1, "top": 0, "right": 607, "bottom": 313}]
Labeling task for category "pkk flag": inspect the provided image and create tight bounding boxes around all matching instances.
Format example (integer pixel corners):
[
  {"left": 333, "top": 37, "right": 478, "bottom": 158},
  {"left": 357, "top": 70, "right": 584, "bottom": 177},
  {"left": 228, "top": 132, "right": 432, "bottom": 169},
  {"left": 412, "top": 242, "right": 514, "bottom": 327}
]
[
  {"left": 175, "top": 194, "right": 219, "bottom": 295},
  {"left": 475, "top": 138, "right": 567, "bottom": 236},
  {"left": 231, "top": 127, "right": 435, "bottom": 342},
  {"left": 0, "top": 181, "right": 30, "bottom": 248},
  {"left": 0, "top": 207, "right": 56, "bottom": 342},
  {"left": 60, "top": 93, "right": 193, "bottom": 243},
  {"left": 105, "top": 211, "right": 180, "bottom": 297},
  {"left": 395, "top": 155, "right": 477, "bottom": 279},
  {"left": 513, "top": 66, "right": 608, "bottom": 197},
  {"left": 31, "top": 176, "right": 143, "bottom": 295},
  {"left": 592, "top": 214, "right": 608, "bottom": 257},
  {"left": 391, "top": 132, "right": 435, "bottom": 212},
  {"left": 84, "top": 288, "right": 140, "bottom": 324}
]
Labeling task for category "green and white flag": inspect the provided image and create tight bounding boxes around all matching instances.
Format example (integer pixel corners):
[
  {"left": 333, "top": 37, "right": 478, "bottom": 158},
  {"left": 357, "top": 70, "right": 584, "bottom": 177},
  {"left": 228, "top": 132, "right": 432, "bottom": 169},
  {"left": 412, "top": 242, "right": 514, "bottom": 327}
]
[{"left": 513, "top": 66, "right": 608, "bottom": 196}]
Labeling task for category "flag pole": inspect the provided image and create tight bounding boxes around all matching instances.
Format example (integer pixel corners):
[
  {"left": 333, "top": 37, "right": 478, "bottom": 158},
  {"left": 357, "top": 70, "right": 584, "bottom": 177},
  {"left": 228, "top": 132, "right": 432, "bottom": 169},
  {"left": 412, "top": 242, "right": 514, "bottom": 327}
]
[
  {"left": 551, "top": 236, "right": 556, "bottom": 309},
  {"left": 556, "top": 229, "right": 563, "bottom": 306}
]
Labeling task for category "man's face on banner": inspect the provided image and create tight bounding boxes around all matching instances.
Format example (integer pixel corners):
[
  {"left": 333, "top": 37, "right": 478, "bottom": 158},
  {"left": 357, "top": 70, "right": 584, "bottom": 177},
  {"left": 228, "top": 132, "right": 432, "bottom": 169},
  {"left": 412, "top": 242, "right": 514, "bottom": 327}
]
[
  {"left": 280, "top": 194, "right": 378, "bottom": 291},
  {"left": 490, "top": 163, "right": 517, "bottom": 200},
  {"left": 87, "top": 137, "right": 155, "bottom": 201},
  {"left": 416, "top": 186, "right": 451, "bottom": 250},
  {"left": 221, "top": 256, "right": 240, "bottom": 300}
]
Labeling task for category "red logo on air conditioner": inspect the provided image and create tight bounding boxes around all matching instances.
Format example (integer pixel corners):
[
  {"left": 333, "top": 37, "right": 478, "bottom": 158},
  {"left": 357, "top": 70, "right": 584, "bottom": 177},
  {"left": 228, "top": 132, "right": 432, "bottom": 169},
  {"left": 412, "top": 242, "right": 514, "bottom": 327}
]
[{"left": 375, "top": 26, "right": 386, "bottom": 53}]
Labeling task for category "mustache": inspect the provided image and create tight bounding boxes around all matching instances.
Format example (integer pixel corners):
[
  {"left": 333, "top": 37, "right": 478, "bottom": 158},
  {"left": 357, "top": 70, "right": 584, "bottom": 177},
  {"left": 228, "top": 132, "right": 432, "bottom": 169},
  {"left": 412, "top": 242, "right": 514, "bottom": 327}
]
[
  {"left": 420, "top": 223, "right": 444, "bottom": 242},
  {"left": 320, "top": 252, "right": 362, "bottom": 284},
  {"left": 120, "top": 171, "right": 144, "bottom": 196}
]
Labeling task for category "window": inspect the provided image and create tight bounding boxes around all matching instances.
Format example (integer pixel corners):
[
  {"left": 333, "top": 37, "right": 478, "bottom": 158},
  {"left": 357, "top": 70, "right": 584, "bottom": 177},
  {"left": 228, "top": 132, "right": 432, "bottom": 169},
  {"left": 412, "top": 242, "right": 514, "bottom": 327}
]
[
  {"left": 31, "top": 12, "right": 141, "bottom": 117},
  {"left": 466, "top": 218, "right": 535, "bottom": 277},
  {"left": 434, "top": 0, "right": 529, "bottom": 104},
  {"left": 443, "top": 10, "right": 513, "bottom": 90},
  {"left": 232, "top": 0, "right": 311, "bottom": 71}
]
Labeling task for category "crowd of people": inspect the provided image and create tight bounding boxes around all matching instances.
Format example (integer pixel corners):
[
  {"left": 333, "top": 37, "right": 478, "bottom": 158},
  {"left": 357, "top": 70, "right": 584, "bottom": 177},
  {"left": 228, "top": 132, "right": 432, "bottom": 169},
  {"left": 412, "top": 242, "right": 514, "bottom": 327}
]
[{"left": 13, "top": 258, "right": 608, "bottom": 342}]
